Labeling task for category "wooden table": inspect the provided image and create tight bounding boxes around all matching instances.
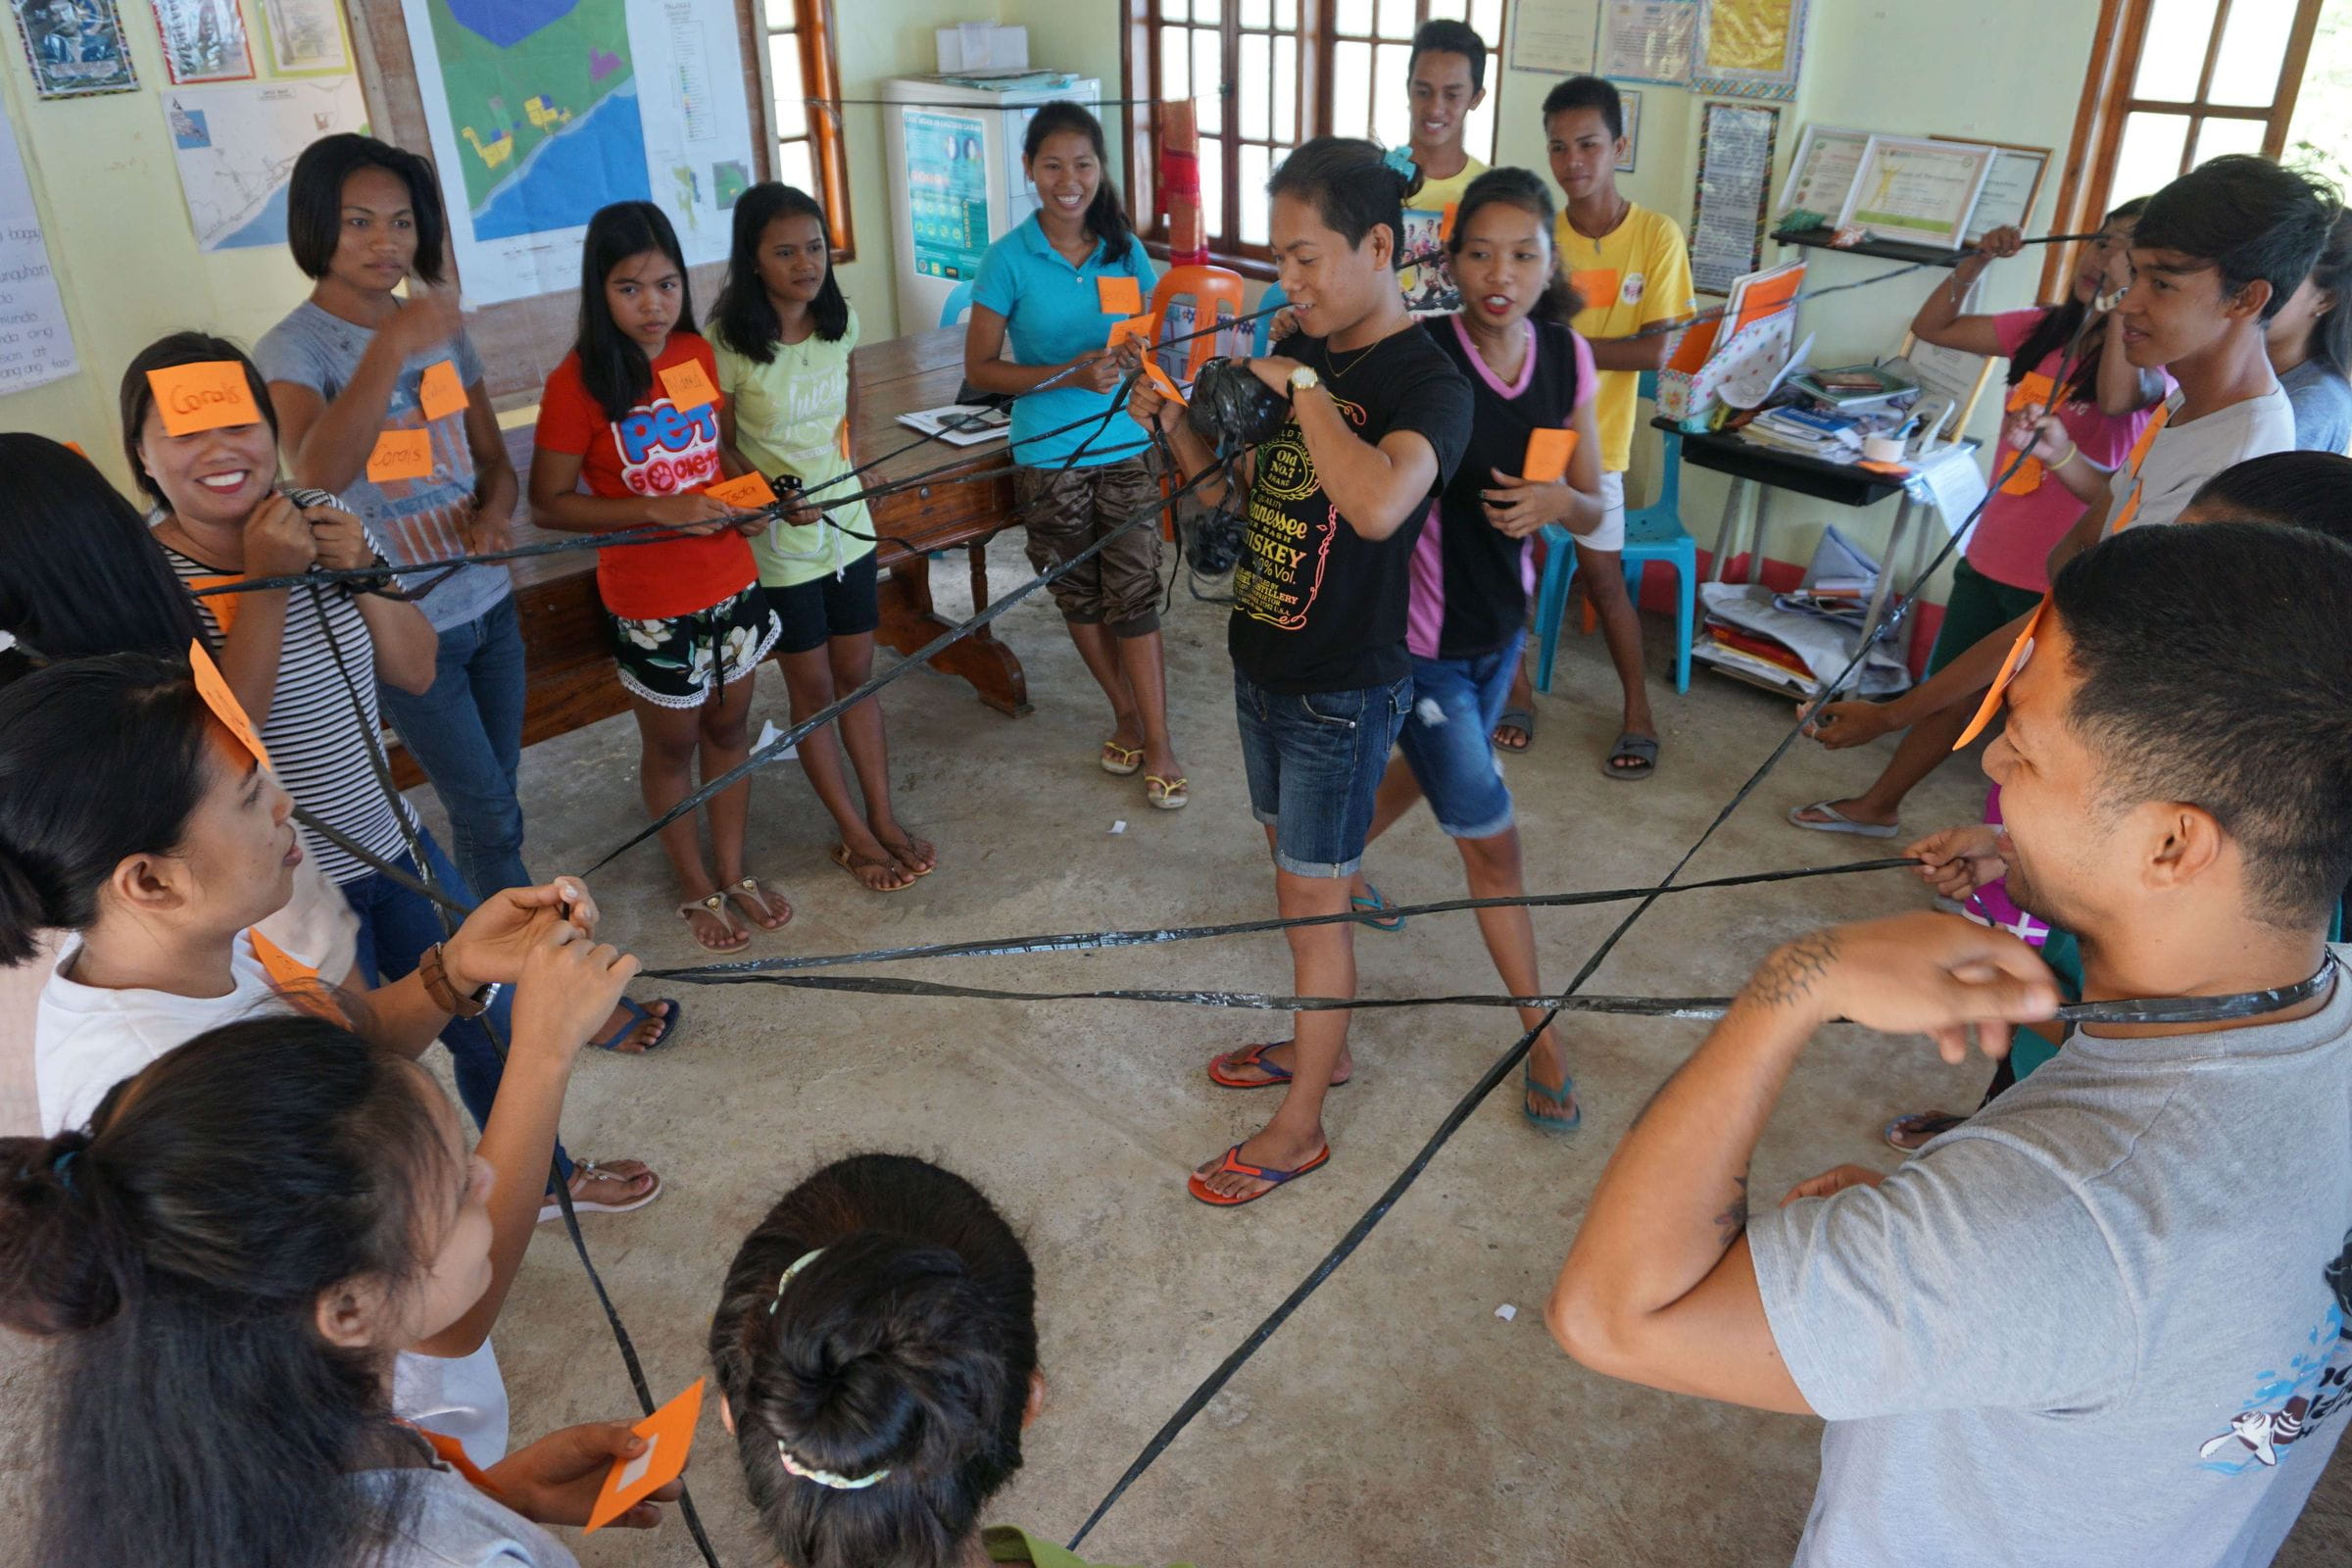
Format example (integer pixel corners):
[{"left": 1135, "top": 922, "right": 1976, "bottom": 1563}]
[{"left": 424, "top": 327, "right": 1024, "bottom": 786}]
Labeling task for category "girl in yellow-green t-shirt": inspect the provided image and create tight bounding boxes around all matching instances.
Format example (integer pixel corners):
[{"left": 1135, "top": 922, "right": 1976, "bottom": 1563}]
[{"left": 711, "top": 183, "right": 936, "bottom": 893}]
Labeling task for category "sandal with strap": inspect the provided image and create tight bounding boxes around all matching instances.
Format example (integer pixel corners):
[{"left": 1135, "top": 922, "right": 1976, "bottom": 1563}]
[
  {"left": 722, "top": 876, "right": 793, "bottom": 931},
  {"left": 677, "top": 893, "right": 748, "bottom": 953},
  {"left": 1350, "top": 883, "right": 1405, "bottom": 933},
  {"left": 1187, "top": 1143, "right": 1332, "bottom": 1206},
  {"left": 1884, "top": 1110, "right": 1969, "bottom": 1152},
  {"left": 832, "top": 843, "right": 915, "bottom": 893},
  {"left": 589, "top": 996, "right": 684, "bottom": 1053},
  {"left": 1145, "top": 773, "right": 1189, "bottom": 810},
  {"left": 1101, "top": 740, "right": 1144, "bottom": 776},
  {"left": 1523, "top": 1060, "right": 1581, "bottom": 1133},
  {"left": 1493, "top": 706, "right": 1536, "bottom": 752},
  {"left": 1603, "top": 731, "right": 1659, "bottom": 780},
  {"left": 1207, "top": 1040, "right": 1352, "bottom": 1090},
  {"left": 537, "top": 1158, "right": 663, "bottom": 1224}
]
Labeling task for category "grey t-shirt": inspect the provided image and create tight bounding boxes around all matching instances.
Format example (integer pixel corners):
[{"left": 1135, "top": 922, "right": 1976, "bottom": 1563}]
[
  {"left": 349, "top": 1461, "right": 577, "bottom": 1567},
  {"left": 2279, "top": 358, "right": 2352, "bottom": 455},
  {"left": 256, "top": 301, "right": 510, "bottom": 632},
  {"left": 1750, "top": 971, "right": 2352, "bottom": 1568}
]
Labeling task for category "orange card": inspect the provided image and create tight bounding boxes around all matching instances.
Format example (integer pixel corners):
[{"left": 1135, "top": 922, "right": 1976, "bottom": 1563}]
[
  {"left": 418, "top": 360, "right": 469, "bottom": 422},
  {"left": 1098, "top": 274, "right": 1145, "bottom": 316},
  {"left": 586, "top": 1379, "right": 704, "bottom": 1534},
  {"left": 367, "top": 429, "right": 434, "bottom": 482},
  {"left": 1107, "top": 311, "right": 1159, "bottom": 352},
  {"left": 186, "top": 574, "right": 244, "bottom": 636},
  {"left": 63, "top": 440, "right": 85, "bottom": 458},
  {"left": 1569, "top": 270, "right": 1620, "bottom": 311},
  {"left": 1522, "top": 427, "right": 1578, "bottom": 483},
  {"left": 147, "top": 362, "right": 265, "bottom": 437},
  {"left": 659, "top": 360, "right": 719, "bottom": 411},
  {"left": 706, "top": 470, "right": 779, "bottom": 509},
  {"left": 1953, "top": 599, "right": 2049, "bottom": 750},
  {"left": 1440, "top": 204, "right": 1458, "bottom": 243},
  {"left": 188, "top": 640, "right": 270, "bottom": 767},
  {"left": 1140, "top": 357, "right": 1189, "bottom": 407}
]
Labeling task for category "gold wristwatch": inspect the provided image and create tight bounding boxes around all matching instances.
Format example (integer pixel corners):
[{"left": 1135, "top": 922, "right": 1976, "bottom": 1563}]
[{"left": 1287, "top": 364, "right": 1321, "bottom": 397}]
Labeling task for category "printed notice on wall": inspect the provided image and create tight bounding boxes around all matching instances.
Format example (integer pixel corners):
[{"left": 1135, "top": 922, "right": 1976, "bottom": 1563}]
[
  {"left": 1690, "top": 100, "right": 1780, "bottom": 294},
  {"left": 0, "top": 93, "right": 78, "bottom": 395}
]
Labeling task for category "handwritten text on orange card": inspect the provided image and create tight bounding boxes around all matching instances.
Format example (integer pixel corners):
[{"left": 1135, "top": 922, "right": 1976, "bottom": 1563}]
[
  {"left": 706, "top": 471, "right": 778, "bottom": 509},
  {"left": 1106, "top": 312, "right": 1159, "bottom": 352},
  {"left": 367, "top": 430, "right": 434, "bottom": 482},
  {"left": 418, "top": 360, "right": 469, "bottom": 422},
  {"left": 659, "top": 360, "right": 719, "bottom": 411},
  {"left": 1141, "top": 359, "right": 1189, "bottom": 406},
  {"left": 189, "top": 641, "right": 270, "bottom": 766},
  {"left": 1097, "top": 274, "right": 1145, "bottom": 315},
  {"left": 147, "top": 363, "right": 265, "bottom": 437}
]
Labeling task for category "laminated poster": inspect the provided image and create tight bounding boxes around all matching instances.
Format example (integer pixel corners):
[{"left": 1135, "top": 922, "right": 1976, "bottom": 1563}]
[
  {"left": 1692, "top": 0, "right": 1811, "bottom": 101},
  {"left": 152, "top": 0, "right": 254, "bottom": 85},
  {"left": 1690, "top": 100, "right": 1780, "bottom": 296},
  {"left": 1600, "top": 0, "right": 1695, "bottom": 86},
  {"left": 11, "top": 0, "right": 139, "bottom": 96},
  {"left": 1507, "top": 0, "right": 1599, "bottom": 75}
]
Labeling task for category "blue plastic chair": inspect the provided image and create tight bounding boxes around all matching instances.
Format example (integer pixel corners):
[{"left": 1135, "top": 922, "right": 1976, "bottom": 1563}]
[
  {"left": 939, "top": 278, "right": 977, "bottom": 328},
  {"left": 1532, "top": 371, "right": 1696, "bottom": 695},
  {"left": 1251, "top": 281, "right": 1288, "bottom": 354}
]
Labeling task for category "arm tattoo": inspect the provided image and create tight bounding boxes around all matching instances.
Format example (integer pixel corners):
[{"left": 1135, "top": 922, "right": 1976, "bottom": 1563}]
[
  {"left": 1715, "top": 1173, "right": 1752, "bottom": 1250},
  {"left": 1747, "top": 931, "right": 1839, "bottom": 1010}
]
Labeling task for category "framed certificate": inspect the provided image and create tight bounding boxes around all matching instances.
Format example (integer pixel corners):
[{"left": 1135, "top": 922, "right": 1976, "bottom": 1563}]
[
  {"left": 1777, "top": 122, "right": 1870, "bottom": 218},
  {"left": 1932, "top": 137, "right": 2052, "bottom": 244},
  {"left": 1835, "top": 136, "right": 1998, "bottom": 250},
  {"left": 1618, "top": 89, "right": 1642, "bottom": 172}
]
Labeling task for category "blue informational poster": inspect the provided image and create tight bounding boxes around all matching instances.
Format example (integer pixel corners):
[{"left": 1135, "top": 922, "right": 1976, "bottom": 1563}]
[{"left": 906, "top": 109, "right": 990, "bottom": 282}]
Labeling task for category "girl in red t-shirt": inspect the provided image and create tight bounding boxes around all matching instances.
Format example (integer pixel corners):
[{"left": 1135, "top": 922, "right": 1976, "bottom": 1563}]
[{"left": 530, "top": 202, "right": 792, "bottom": 954}]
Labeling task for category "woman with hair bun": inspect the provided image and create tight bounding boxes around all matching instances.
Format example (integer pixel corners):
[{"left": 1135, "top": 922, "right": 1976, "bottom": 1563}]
[
  {"left": 709, "top": 1152, "right": 1200, "bottom": 1567},
  {"left": 0, "top": 1013, "right": 678, "bottom": 1568}
]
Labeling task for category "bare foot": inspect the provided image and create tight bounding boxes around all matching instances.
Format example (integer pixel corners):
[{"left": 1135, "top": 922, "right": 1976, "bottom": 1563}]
[
  {"left": 722, "top": 877, "right": 794, "bottom": 931},
  {"left": 1789, "top": 797, "right": 1898, "bottom": 829},
  {"left": 1192, "top": 1123, "right": 1330, "bottom": 1201},
  {"left": 594, "top": 999, "right": 674, "bottom": 1054}
]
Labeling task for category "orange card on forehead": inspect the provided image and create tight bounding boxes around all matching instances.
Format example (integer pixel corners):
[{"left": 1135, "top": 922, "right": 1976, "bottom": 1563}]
[
  {"left": 1522, "top": 427, "right": 1577, "bottom": 483},
  {"left": 367, "top": 429, "right": 434, "bottom": 482},
  {"left": 187, "top": 641, "right": 270, "bottom": 767},
  {"left": 706, "top": 470, "right": 778, "bottom": 509},
  {"left": 418, "top": 359, "right": 469, "bottom": 422},
  {"left": 1097, "top": 274, "right": 1145, "bottom": 315},
  {"left": 1953, "top": 599, "right": 2049, "bottom": 750},
  {"left": 585, "top": 1379, "right": 705, "bottom": 1534},
  {"left": 147, "top": 362, "right": 264, "bottom": 437},
  {"left": 659, "top": 360, "right": 719, "bottom": 412}
]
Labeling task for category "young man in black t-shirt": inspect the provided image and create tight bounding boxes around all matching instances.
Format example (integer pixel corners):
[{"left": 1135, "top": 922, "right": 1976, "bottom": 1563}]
[{"left": 1134, "top": 137, "right": 1472, "bottom": 1206}]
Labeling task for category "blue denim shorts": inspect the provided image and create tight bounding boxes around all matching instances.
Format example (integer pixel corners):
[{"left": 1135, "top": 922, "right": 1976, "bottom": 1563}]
[
  {"left": 1234, "top": 670, "right": 1412, "bottom": 878},
  {"left": 1396, "top": 630, "right": 1523, "bottom": 840}
]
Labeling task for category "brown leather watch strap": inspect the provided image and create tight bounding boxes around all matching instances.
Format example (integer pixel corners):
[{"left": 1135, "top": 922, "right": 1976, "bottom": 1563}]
[{"left": 419, "top": 941, "right": 491, "bottom": 1019}]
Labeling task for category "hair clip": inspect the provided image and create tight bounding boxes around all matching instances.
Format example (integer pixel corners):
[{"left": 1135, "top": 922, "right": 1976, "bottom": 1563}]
[
  {"left": 51, "top": 1150, "right": 77, "bottom": 1191},
  {"left": 767, "top": 1247, "right": 824, "bottom": 1315},
  {"left": 761, "top": 1245, "right": 897, "bottom": 1491},
  {"left": 1382, "top": 145, "right": 1419, "bottom": 181}
]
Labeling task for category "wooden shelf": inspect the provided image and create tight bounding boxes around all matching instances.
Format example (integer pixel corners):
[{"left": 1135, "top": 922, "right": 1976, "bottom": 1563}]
[{"left": 1771, "top": 226, "right": 1969, "bottom": 268}]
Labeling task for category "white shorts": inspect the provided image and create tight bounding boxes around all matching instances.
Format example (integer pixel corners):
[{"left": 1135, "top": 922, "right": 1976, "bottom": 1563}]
[{"left": 1571, "top": 469, "right": 1627, "bottom": 553}]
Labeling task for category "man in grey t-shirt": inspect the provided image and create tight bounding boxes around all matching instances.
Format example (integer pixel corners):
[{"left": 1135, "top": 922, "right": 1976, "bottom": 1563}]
[{"left": 1546, "top": 521, "right": 2352, "bottom": 1568}]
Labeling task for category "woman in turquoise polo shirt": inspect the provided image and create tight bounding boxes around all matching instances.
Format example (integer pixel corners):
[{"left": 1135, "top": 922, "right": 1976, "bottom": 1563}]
[{"left": 963, "top": 101, "right": 1189, "bottom": 809}]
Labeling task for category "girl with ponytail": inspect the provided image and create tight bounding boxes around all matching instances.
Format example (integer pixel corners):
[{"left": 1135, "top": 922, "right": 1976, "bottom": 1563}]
[
  {"left": 0, "top": 1014, "right": 679, "bottom": 1568},
  {"left": 709, "top": 1153, "right": 1198, "bottom": 1567}
]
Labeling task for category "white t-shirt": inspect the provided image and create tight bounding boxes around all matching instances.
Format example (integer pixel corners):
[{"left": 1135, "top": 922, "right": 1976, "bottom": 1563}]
[
  {"left": 2113, "top": 383, "right": 2297, "bottom": 532},
  {"left": 31, "top": 930, "right": 510, "bottom": 1466}
]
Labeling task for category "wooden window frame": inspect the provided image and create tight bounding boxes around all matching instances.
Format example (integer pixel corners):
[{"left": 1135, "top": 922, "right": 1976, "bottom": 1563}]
[
  {"left": 1122, "top": 0, "right": 1504, "bottom": 278},
  {"left": 755, "top": 0, "right": 858, "bottom": 262},
  {"left": 2042, "top": 0, "right": 2323, "bottom": 298}
]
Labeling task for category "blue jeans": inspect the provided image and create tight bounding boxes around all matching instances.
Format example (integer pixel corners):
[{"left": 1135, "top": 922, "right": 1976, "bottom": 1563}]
[
  {"left": 1234, "top": 670, "right": 1412, "bottom": 878},
  {"left": 344, "top": 828, "right": 572, "bottom": 1184},
  {"left": 1396, "top": 631, "right": 1524, "bottom": 840},
  {"left": 378, "top": 597, "right": 532, "bottom": 901}
]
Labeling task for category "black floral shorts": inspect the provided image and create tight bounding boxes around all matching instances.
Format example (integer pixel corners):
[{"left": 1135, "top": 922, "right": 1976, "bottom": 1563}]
[{"left": 606, "top": 584, "right": 781, "bottom": 709}]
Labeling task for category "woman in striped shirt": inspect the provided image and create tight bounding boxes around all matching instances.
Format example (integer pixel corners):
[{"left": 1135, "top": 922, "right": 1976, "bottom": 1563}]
[{"left": 118, "top": 334, "right": 662, "bottom": 1222}]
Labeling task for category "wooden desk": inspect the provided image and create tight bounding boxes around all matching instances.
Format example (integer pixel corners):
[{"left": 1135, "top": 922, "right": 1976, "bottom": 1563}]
[{"left": 426, "top": 327, "right": 1024, "bottom": 786}]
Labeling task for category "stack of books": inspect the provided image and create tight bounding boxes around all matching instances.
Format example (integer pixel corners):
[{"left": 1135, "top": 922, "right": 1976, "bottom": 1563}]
[{"left": 1742, "top": 405, "right": 1867, "bottom": 460}]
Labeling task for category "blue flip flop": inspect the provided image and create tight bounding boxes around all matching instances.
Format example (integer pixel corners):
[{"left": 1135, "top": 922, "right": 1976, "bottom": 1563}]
[
  {"left": 1350, "top": 883, "right": 1406, "bottom": 933},
  {"left": 590, "top": 996, "right": 683, "bottom": 1053},
  {"left": 1523, "top": 1061, "right": 1581, "bottom": 1133}
]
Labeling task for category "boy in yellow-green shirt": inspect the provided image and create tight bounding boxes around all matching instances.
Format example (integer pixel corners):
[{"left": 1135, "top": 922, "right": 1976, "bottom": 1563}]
[
  {"left": 1396, "top": 19, "right": 1489, "bottom": 315},
  {"left": 1492, "top": 74, "right": 1694, "bottom": 776}
]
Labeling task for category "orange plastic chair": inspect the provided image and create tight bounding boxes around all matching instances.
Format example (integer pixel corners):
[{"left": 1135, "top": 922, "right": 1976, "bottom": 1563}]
[{"left": 1149, "top": 265, "right": 1247, "bottom": 380}]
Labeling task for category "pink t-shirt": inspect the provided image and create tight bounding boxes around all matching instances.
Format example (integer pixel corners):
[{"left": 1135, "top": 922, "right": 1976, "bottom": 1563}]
[{"left": 1966, "top": 309, "right": 2167, "bottom": 592}]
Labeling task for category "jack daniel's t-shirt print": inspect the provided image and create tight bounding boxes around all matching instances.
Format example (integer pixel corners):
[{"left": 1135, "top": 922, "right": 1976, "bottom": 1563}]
[{"left": 1228, "top": 327, "right": 1471, "bottom": 694}]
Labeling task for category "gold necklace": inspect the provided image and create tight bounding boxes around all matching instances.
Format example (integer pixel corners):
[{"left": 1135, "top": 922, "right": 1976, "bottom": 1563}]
[{"left": 1325, "top": 318, "right": 1411, "bottom": 379}]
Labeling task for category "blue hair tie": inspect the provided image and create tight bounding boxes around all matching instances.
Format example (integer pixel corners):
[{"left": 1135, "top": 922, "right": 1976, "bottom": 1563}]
[
  {"left": 51, "top": 1150, "right": 77, "bottom": 1191},
  {"left": 1382, "top": 146, "right": 1418, "bottom": 181}
]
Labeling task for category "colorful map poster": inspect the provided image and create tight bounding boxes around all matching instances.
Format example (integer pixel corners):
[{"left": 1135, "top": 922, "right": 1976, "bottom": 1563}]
[
  {"left": 165, "top": 74, "right": 368, "bottom": 250},
  {"left": 0, "top": 89, "right": 78, "bottom": 394},
  {"left": 400, "top": 0, "right": 754, "bottom": 305}
]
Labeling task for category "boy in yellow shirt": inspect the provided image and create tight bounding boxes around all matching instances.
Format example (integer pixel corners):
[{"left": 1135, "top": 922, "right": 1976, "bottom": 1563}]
[
  {"left": 1396, "top": 19, "right": 1489, "bottom": 315},
  {"left": 1494, "top": 74, "right": 1693, "bottom": 776}
]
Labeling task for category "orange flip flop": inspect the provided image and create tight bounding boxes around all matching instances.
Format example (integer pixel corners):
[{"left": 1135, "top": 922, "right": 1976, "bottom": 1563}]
[
  {"left": 1206, "top": 1041, "right": 1351, "bottom": 1090},
  {"left": 1188, "top": 1143, "right": 1331, "bottom": 1206}
]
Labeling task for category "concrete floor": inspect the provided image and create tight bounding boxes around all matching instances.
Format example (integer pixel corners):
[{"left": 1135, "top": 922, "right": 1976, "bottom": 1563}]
[{"left": 4, "top": 538, "right": 2348, "bottom": 1565}]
